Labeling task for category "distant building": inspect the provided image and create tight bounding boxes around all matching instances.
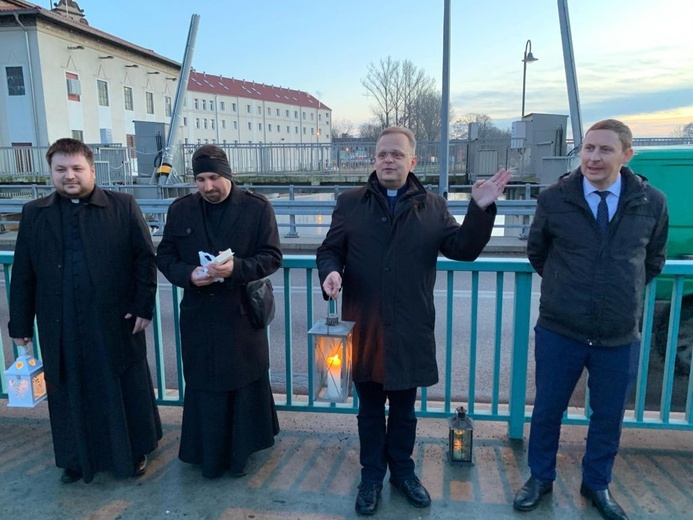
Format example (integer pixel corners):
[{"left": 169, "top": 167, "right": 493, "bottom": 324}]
[
  {"left": 0, "top": 0, "right": 179, "bottom": 148},
  {"left": 183, "top": 71, "right": 331, "bottom": 146},
  {"left": 0, "top": 0, "right": 331, "bottom": 153}
]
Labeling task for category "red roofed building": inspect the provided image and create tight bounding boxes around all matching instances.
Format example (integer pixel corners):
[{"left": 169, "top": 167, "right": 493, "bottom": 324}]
[
  {"left": 183, "top": 71, "right": 331, "bottom": 145},
  {"left": 0, "top": 0, "right": 331, "bottom": 154}
]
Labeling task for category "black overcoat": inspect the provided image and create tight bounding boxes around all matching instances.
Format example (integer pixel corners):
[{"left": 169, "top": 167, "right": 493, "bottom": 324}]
[
  {"left": 8, "top": 187, "right": 157, "bottom": 387},
  {"left": 155, "top": 186, "right": 282, "bottom": 392},
  {"left": 316, "top": 172, "right": 496, "bottom": 391}
]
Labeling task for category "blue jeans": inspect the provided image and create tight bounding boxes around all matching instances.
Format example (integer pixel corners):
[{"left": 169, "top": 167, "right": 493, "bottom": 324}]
[
  {"left": 354, "top": 381, "right": 418, "bottom": 484},
  {"left": 528, "top": 326, "right": 639, "bottom": 490}
]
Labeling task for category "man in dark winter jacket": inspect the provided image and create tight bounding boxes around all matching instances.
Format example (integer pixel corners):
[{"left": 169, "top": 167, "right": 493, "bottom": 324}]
[
  {"left": 317, "top": 126, "right": 512, "bottom": 515},
  {"left": 513, "top": 119, "right": 668, "bottom": 520}
]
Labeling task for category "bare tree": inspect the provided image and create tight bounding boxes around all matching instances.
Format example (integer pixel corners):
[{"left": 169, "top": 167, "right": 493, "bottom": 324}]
[
  {"left": 358, "top": 121, "right": 384, "bottom": 140},
  {"left": 451, "top": 113, "right": 510, "bottom": 140},
  {"left": 362, "top": 57, "right": 448, "bottom": 140},
  {"left": 671, "top": 123, "right": 693, "bottom": 138},
  {"left": 361, "top": 57, "right": 401, "bottom": 128},
  {"left": 331, "top": 119, "right": 355, "bottom": 139}
]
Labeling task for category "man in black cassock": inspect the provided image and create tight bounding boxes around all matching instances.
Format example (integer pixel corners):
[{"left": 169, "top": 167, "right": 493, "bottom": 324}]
[{"left": 9, "top": 138, "right": 161, "bottom": 484}]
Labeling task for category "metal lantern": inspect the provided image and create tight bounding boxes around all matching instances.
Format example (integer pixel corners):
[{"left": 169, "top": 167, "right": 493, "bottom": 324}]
[
  {"left": 308, "top": 302, "right": 354, "bottom": 403},
  {"left": 448, "top": 406, "right": 474, "bottom": 465},
  {"left": 4, "top": 345, "right": 47, "bottom": 408}
]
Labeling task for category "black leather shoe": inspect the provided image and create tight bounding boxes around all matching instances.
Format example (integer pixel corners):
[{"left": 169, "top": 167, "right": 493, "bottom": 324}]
[
  {"left": 355, "top": 482, "right": 382, "bottom": 516},
  {"left": 580, "top": 483, "right": 629, "bottom": 520},
  {"left": 133, "top": 455, "right": 147, "bottom": 477},
  {"left": 390, "top": 476, "right": 431, "bottom": 508},
  {"left": 513, "top": 475, "right": 553, "bottom": 511},
  {"left": 60, "top": 468, "right": 82, "bottom": 483}
]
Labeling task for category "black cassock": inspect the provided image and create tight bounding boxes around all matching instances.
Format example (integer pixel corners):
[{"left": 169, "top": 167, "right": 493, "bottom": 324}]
[{"left": 45, "top": 197, "right": 161, "bottom": 483}]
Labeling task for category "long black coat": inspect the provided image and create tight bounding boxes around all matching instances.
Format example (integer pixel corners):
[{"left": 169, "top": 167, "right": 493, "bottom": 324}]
[
  {"left": 155, "top": 186, "right": 282, "bottom": 392},
  {"left": 8, "top": 187, "right": 157, "bottom": 386},
  {"left": 316, "top": 172, "right": 496, "bottom": 391}
]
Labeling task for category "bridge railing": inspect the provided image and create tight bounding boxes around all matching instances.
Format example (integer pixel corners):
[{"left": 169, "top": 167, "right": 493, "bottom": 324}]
[
  {"left": 1, "top": 254, "right": 691, "bottom": 439},
  {"left": 0, "top": 183, "right": 541, "bottom": 237}
]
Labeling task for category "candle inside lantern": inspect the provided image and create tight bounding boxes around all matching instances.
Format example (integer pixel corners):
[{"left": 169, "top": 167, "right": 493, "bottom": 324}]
[{"left": 325, "top": 354, "right": 342, "bottom": 399}]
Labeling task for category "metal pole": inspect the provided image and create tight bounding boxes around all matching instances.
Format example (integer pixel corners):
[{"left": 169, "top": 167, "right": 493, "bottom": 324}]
[
  {"left": 155, "top": 14, "right": 200, "bottom": 184},
  {"left": 438, "top": 0, "right": 451, "bottom": 199},
  {"left": 557, "top": 0, "right": 584, "bottom": 150},
  {"left": 521, "top": 40, "right": 536, "bottom": 118}
]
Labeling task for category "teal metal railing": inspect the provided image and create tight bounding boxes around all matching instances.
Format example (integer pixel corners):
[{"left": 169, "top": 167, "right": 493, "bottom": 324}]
[{"left": 1, "top": 253, "right": 691, "bottom": 439}]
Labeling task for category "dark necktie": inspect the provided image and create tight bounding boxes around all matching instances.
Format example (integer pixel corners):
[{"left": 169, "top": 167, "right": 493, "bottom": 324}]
[{"left": 596, "top": 191, "right": 610, "bottom": 233}]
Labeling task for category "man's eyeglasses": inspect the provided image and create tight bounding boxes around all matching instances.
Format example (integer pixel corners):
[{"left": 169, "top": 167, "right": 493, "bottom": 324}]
[{"left": 376, "top": 151, "right": 411, "bottom": 160}]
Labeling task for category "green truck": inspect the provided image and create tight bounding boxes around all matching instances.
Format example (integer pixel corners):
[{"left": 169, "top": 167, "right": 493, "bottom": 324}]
[{"left": 626, "top": 146, "right": 693, "bottom": 375}]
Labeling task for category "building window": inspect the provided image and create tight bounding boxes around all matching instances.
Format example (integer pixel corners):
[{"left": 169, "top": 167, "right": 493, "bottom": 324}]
[
  {"left": 248, "top": 122, "right": 252, "bottom": 130},
  {"left": 221, "top": 120, "right": 226, "bottom": 129},
  {"left": 286, "top": 126, "right": 290, "bottom": 133},
  {"left": 303, "top": 111, "right": 306, "bottom": 119},
  {"left": 267, "top": 107, "right": 271, "bottom": 115},
  {"left": 295, "top": 127, "right": 299, "bottom": 134},
  {"left": 232, "top": 103, "right": 237, "bottom": 112},
  {"left": 66, "top": 72, "right": 81, "bottom": 102},
  {"left": 123, "top": 86, "right": 134, "bottom": 111},
  {"left": 71, "top": 129, "right": 84, "bottom": 141},
  {"left": 202, "top": 99, "right": 207, "bottom": 110},
  {"left": 303, "top": 128, "right": 307, "bottom": 134},
  {"left": 220, "top": 101, "right": 225, "bottom": 111},
  {"left": 97, "top": 79, "right": 109, "bottom": 107},
  {"left": 295, "top": 111, "right": 298, "bottom": 118},
  {"left": 6, "top": 66, "right": 25, "bottom": 96},
  {"left": 233, "top": 121, "right": 238, "bottom": 129},
  {"left": 311, "top": 128, "right": 314, "bottom": 135},
  {"left": 257, "top": 106, "right": 261, "bottom": 114},
  {"left": 211, "top": 120, "right": 215, "bottom": 129},
  {"left": 203, "top": 119, "right": 208, "bottom": 129},
  {"left": 196, "top": 118, "right": 200, "bottom": 129},
  {"left": 146, "top": 92, "right": 154, "bottom": 114},
  {"left": 311, "top": 113, "right": 314, "bottom": 120},
  {"left": 286, "top": 110, "right": 289, "bottom": 117},
  {"left": 183, "top": 117, "right": 187, "bottom": 126},
  {"left": 325, "top": 112, "right": 329, "bottom": 120},
  {"left": 277, "top": 125, "right": 280, "bottom": 132},
  {"left": 194, "top": 98, "right": 199, "bottom": 109},
  {"left": 210, "top": 101, "right": 214, "bottom": 111},
  {"left": 247, "top": 104, "right": 251, "bottom": 113},
  {"left": 165, "top": 96, "right": 172, "bottom": 117},
  {"left": 319, "top": 114, "right": 322, "bottom": 121},
  {"left": 268, "top": 125, "right": 272, "bottom": 132},
  {"left": 258, "top": 123, "right": 262, "bottom": 130},
  {"left": 276, "top": 108, "right": 280, "bottom": 116}
]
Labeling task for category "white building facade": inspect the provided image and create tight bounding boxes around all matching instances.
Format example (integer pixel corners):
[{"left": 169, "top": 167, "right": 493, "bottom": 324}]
[
  {"left": 0, "top": 0, "right": 331, "bottom": 156},
  {"left": 181, "top": 72, "right": 331, "bottom": 146},
  {"left": 0, "top": 0, "right": 180, "bottom": 149}
]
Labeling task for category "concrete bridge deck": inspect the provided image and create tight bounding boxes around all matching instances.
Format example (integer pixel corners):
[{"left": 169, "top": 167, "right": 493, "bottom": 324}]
[{"left": 1, "top": 403, "right": 691, "bottom": 519}]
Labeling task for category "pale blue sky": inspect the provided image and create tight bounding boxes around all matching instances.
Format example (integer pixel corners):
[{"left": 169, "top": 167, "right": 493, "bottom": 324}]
[{"left": 58, "top": 0, "right": 692, "bottom": 137}]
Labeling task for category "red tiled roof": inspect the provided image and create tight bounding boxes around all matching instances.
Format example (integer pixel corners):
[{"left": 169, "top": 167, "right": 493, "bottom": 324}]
[
  {"left": 188, "top": 71, "right": 331, "bottom": 111},
  {"left": 0, "top": 0, "right": 179, "bottom": 68}
]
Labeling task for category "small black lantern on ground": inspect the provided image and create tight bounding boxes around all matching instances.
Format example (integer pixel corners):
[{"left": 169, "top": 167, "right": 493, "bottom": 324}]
[{"left": 448, "top": 406, "right": 474, "bottom": 465}]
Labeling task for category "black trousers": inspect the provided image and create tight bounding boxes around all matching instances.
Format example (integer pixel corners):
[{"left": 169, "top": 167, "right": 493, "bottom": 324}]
[{"left": 354, "top": 381, "right": 418, "bottom": 484}]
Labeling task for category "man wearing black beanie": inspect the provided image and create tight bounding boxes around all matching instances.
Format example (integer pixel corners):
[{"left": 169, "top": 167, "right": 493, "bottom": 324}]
[{"left": 157, "top": 144, "right": 282, "bottom": 478}]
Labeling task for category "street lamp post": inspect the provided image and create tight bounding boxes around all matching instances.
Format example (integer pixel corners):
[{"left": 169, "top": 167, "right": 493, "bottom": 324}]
[{"left": 521, "top": 39, "right": 538, "bottom": 118}]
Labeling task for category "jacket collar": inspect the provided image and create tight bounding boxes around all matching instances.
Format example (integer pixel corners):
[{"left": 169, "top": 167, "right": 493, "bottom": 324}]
[
  {"left": 365, "top": 171, "right": 427, "bottom": 201},
  {"left": 558, "top": 166, "right": 647, "bottom": 205},
  {"left": 34, "top": 185, "right": 107, "bottom": 208}
]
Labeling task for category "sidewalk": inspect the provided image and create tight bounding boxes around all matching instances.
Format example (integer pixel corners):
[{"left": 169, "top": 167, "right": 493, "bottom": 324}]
[{"left": 1, "top": 402, "right": 691, "bottom": 519}]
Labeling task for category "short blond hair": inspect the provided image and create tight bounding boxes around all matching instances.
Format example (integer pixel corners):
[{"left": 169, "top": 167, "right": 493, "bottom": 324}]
[{"left": 378, "top": 126, "right": 416, "bottom": 154}]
